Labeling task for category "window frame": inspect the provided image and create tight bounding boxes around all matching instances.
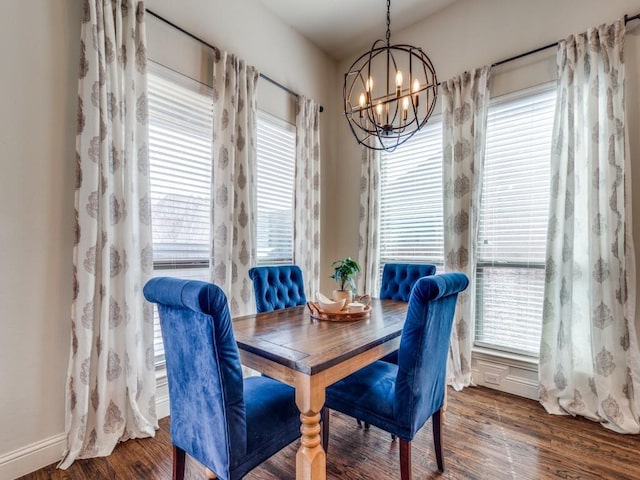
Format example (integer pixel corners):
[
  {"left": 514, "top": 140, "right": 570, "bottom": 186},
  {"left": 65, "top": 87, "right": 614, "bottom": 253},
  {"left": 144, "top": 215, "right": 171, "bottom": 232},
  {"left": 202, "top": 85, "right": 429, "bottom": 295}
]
[
  {"left": 255, "top": 111, "right": 296, "bottom": 267},
  {"left": 147, "top": 62, "right": 214, "bottom": 368},
  {"left": 473, "top": 82, "right": 556, "bottom": 358},
  {"left": 377, "top": 114, "right": 445, "bottom": 284},
  {"left": 147, "top": 63, "right": 299, "bottom": 368}
]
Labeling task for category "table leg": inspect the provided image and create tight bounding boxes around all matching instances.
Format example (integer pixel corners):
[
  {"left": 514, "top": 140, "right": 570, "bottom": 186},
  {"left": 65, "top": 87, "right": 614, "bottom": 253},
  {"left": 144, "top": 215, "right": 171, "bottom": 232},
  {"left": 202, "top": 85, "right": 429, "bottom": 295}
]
[
  {"left": 294, "top": 372, "right": 326, "bottom": 480},
  {"left": 442, "top": 385, "right": 448, "bottom": 422}
]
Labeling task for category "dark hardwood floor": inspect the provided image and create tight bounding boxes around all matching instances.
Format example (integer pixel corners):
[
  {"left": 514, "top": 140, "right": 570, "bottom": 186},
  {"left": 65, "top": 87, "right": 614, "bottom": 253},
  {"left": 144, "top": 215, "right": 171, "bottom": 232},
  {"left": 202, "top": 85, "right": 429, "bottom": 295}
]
[{"left": 20, "top": 386, "right": 640, "bottom": 479}]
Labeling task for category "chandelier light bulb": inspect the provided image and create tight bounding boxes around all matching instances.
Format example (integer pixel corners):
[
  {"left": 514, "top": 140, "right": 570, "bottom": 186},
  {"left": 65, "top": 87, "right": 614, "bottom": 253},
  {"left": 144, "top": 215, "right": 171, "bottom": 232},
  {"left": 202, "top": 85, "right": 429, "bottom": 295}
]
[
  {"left": 413, "top": 78, "right": 420, "bottom": 107},
  {"left": 402, "top": 96, "right": 409, "bottom": 121},
  {"left": 395, "top": 71, "right": 403, "bottom": 87}
]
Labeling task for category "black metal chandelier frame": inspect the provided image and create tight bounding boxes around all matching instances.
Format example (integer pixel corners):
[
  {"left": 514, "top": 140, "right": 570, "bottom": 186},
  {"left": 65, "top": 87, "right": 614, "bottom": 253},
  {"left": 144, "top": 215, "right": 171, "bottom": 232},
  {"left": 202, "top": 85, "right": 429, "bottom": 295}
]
[{"left": 343, "top": 0, "right": 438, "bottom": 152}]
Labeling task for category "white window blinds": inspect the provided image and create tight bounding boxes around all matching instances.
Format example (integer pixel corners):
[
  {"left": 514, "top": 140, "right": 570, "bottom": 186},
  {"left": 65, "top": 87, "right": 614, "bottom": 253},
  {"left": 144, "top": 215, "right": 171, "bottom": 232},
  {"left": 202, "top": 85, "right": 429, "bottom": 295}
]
[
  {"left": 379, "top": 118, "right": 444, "bottom": 278},
  {"left": 148, "top": 64, "right": 213, "bottom": 266},
  {"left": 148, "top": 63, "right": 213, "bottom": 366},
  {"left": 475, "top": 84, "right": 555, "bottom": 357},
  {"left": 256, "top": 112, "right": 295, "bottom": 266}
]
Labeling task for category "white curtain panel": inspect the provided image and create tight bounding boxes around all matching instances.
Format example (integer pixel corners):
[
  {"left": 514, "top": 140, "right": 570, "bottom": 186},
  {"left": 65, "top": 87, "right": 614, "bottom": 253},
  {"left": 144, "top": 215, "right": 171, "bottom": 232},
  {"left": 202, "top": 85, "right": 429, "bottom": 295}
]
[
  {"left": 210, "top": 50, "right": 258, "bottom": 317},
  {"left": 442, "top": 66, "right": 491, "bottom": 390},
  {"left": 539, "top": 20, "right": 640, "bottom": 433},
  {"left": 294, "top": 96, "right": 322, "bottom": 298},
  {"left": 60, "top": 0, "right": 156, "bottom": 468},
  {"left": 356, "top": 145, "right": 380, "bottom": 297}
]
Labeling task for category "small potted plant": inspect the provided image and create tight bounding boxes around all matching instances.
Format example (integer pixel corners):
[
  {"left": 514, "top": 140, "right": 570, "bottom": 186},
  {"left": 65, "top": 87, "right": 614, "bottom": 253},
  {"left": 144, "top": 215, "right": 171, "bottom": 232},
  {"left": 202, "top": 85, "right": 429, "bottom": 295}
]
[{"left": 330, "top": 257, "right": 360, "bottom": 306}]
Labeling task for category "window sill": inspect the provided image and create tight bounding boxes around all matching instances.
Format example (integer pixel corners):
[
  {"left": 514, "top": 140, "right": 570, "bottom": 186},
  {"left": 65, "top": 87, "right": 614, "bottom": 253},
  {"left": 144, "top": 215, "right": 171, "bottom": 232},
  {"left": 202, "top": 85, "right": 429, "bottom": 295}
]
[{"left": 472, "top": 346, "right": 538, "bottom": 371}]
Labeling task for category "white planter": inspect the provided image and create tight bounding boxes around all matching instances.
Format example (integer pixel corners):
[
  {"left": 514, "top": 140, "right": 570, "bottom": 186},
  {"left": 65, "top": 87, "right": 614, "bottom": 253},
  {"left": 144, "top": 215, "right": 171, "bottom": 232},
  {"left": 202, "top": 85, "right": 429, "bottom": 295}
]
[{"left": 332, "top": 289, "right": 352, "bottom": 309}]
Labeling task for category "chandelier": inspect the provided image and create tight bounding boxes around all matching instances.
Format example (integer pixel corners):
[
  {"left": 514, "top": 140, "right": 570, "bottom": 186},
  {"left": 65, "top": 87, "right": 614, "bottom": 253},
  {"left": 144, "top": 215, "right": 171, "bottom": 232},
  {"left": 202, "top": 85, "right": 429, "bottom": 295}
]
[{"left": 343, "top": 0, "right": 438, "bottom": 152}]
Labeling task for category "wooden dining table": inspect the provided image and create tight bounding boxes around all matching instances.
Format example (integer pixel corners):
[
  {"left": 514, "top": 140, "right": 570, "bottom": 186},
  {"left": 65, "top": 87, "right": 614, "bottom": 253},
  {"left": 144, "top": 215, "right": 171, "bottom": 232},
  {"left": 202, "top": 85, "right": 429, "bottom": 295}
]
[{"left": 232, "top": 298, "right": 409, "bottom": 480}]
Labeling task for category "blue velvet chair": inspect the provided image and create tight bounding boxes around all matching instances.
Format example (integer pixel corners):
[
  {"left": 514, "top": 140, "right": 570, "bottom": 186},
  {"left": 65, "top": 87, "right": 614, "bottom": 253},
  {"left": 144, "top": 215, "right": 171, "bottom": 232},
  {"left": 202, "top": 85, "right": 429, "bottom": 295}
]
[
  {"left": 379, "top": 263, "right": 437, "bottom": 301},
  {"left": 379, "top": 263, "right": 436, "bottom": 366},
  {"left": 322, "top": 273, "right": 469, "bottom": 479},
  {"left": 143, "top": 277, "right": 301, "bottom": 480},
  {"left": 248, "top": 265, "right": 307, "bottom": 313}
]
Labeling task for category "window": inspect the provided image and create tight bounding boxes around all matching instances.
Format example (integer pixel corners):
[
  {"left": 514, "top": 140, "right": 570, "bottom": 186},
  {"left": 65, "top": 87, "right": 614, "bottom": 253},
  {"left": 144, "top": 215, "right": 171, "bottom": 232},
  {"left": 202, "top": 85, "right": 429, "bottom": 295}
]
[
  {"left": 255, "top": 112, "right": 296, "bottom": 266},
  {"left": 147, "top": 65, "right": 296, "bottom": 367},
  {"left": 378, "top": 117, "right": 444, "bottom": 281},
  {"left": 475, "top": 84, "right": 555, "bottom": 357},
  {"left": 148, "top": 63, "right": 213, "bottom": 366}
]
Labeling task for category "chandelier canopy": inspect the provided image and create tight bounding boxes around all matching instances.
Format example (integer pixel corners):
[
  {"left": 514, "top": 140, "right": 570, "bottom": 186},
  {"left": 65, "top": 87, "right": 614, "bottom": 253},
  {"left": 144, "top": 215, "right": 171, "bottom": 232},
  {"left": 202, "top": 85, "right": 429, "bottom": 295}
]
[{"left": 343, "top": 0, "right": 438, "bottom": 152}]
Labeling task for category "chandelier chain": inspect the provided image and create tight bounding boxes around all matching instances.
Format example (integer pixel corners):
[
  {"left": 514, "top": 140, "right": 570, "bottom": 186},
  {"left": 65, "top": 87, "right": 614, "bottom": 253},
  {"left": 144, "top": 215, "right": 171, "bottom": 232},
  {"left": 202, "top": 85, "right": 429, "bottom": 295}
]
[{"left": 386, "top": 0, "right": 391, "bottom": 46}]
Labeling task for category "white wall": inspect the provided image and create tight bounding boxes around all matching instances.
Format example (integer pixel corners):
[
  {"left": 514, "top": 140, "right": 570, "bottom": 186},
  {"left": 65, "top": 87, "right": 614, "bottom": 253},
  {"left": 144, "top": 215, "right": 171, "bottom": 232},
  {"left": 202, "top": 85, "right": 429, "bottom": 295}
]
[
  {"left": 0, "top": 1, "right": 337, "bottom": 477},
  {"left": 332, "top": 0, "right": 640, "bottom": 398},
  {"left": 0, "top": 1, "right": 80, "bottom": 478}
]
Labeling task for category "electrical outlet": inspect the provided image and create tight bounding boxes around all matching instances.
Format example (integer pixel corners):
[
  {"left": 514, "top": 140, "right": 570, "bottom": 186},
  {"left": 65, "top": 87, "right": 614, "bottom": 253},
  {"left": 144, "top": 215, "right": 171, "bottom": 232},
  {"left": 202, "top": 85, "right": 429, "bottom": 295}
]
[{"left": 484, "top": 372, "right": 500, "bottom": 385}]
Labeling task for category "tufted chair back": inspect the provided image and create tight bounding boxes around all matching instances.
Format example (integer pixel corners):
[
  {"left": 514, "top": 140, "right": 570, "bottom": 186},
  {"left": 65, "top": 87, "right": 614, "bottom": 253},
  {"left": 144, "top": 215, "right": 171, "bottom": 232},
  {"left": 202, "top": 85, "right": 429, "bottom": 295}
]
[
  {"left": 394, "top": 273, "right": 469, "bottom": 436},
  {"left": 379, "top": 263, "right": 437, "bottom": 301},
  {"left": 323, "top": 273, "right": 469, "bottom": 478},
  {"left": 248, "top": 265, "right": 307, "bottom": 313},
  {"left": 143, "top": 278, "right": 245, "bottom": 478},
  {"left": 143, "top": 277, "right": 300, "bottom": 480},
  {"left": 379, "top": 263, "right": 437, "bottom": 364}
]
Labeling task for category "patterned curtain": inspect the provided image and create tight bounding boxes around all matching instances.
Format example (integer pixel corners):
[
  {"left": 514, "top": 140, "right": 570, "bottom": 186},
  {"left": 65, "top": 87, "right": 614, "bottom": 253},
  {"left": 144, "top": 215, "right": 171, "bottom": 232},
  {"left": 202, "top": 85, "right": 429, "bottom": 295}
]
[
  {"left": 60, "top": 0, "right": 156, "bottom": 468},
  {"left": 442, "top": 66, "right": 491, "bottom": 390},
  {"left": 294, "top": 96, "right": 322, "bottom": 298},
  {"left": 356, "top": 145, "right": 380, "bottom": 297},
  {"left": 210, "top": 50, "right": 258, "bottom": 317},
  {"left": 539, "top": 20, "right": 640, "bottom": 433}
]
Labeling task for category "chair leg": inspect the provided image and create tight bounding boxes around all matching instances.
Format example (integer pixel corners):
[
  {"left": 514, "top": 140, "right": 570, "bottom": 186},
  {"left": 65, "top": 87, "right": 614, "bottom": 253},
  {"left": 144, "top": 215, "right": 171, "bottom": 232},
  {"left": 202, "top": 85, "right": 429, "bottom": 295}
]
[
  {"left": 432, "top": 409, "right": 444, "bottom": 472},
  {"left": 321, "top": 407, "right": 330, "bottom": 453},
  {"left": 364, "top": 421, "right": 370, "bottom": 430},
  {"left": 356, "top": 418, "right": 362, "bottom": 427},
  {"left": 173, "top": 445, "right": 186, "bottom": 480},
  {"left": 399, "top": 438, "right": 412, "bottom": 480}
]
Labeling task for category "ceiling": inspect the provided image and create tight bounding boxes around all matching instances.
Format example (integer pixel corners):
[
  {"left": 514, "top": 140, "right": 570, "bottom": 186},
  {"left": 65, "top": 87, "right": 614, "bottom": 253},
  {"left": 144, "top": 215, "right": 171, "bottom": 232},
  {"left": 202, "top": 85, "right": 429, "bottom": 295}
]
[{"left": 253, "top": 0, "right": 458, "bottom": 61}]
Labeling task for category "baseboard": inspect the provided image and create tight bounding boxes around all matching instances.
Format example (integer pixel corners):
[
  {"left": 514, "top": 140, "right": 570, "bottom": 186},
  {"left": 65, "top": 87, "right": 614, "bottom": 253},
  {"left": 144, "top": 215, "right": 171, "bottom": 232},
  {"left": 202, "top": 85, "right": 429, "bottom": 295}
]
[
  {"left": 471, "top": 350, "right": 539, "bottom": 400},
  {"left": 0, "top": 432, "right": 66, "bottom": 480}
]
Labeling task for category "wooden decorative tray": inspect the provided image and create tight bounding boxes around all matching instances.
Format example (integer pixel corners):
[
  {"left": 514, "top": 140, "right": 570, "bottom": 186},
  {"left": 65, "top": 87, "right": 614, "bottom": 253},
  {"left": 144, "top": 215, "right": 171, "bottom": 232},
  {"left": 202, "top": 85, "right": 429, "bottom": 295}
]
[{"left": 307, "top": 302, "right": 371, "bottom": 322}]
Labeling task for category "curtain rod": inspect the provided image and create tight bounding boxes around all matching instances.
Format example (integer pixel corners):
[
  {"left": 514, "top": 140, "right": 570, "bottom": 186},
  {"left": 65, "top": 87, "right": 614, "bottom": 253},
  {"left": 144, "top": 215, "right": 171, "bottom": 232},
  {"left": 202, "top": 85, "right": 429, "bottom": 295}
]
[
  {"left": 145, "top": 8, "right": 324, "bottom": 113},
  {"left": 492, "top": 11, "right": 640, "bottom": 68}
]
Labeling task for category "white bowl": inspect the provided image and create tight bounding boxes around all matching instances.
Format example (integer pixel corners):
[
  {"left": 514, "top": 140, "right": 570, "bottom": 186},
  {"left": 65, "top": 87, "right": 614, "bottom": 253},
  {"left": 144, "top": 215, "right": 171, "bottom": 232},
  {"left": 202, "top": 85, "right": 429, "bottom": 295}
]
[
  {"left": 317, "top": 292, "right": 346, "bottom": 313},
  {"left": 347, "top": 302, "right": 365, "bottom": 313}
]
